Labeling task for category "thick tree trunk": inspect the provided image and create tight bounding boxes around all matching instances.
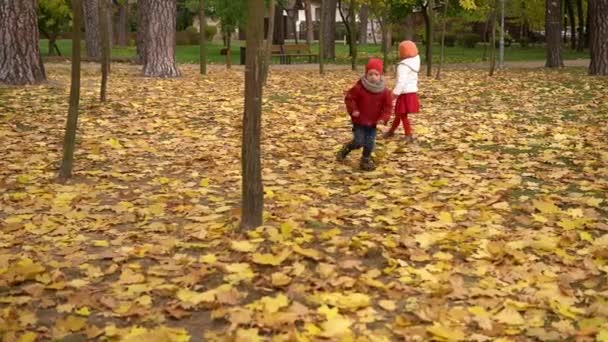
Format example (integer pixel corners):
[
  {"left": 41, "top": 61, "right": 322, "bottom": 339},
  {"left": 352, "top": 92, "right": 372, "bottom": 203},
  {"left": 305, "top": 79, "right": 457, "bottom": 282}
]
[
  {"left": 59, "top": 0, "right": 83, "bottom": 181},
  {"left": 322, "top": 0, "right": 337, "bottom": 59},
  {"left": 545, "top": 0, "right": 564, "bottom": 68},
  {"left": 84, "top": 0, "right": 102, "bottom": 59},
  {"left": 117, "top": 2, "right": 129, "bottom": 46},
  {"left": 143, "top": 0, "right": 180, "bottom": 77},
  {"left": 589, "top": 0, "right": 608, "bottom": 75},
  {"left": 0, "top": 0, "right": 46, "bottom": 85},
  {"left": 100, "top": 0, "right": 110, "bottom": 101},
  {"left": 200, "top": 0, "right": 207, "bottom": 75},
  {"left": 272, "top": 4, "right": 284, "bottom": 44},
  {"left": 241, "top": 0, "right": 265, "bottom": 230},
  {"left": 305, "top": 0, "right": 313, "bottom": 45},
  {"left": 359, "top": 5, "right": 369, "bottom": 44},
  {"left": 136, "top": 0, "right": 149, "bottom": 64},
  {"left": 576, "top": 0, "right": 585, "bottom": 51}
]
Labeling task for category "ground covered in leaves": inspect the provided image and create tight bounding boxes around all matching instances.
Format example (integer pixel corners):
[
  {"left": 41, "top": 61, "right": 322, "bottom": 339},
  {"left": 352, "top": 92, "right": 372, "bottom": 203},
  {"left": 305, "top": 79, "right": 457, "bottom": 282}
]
[{"left": 1, "top": 63, "right": 607, "bottom": 341}]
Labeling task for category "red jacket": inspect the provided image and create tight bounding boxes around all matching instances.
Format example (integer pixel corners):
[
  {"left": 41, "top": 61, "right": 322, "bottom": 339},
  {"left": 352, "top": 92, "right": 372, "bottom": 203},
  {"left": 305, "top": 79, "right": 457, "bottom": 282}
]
[{"left": 344, "top": 80, "right": 393, "bottom": 127}]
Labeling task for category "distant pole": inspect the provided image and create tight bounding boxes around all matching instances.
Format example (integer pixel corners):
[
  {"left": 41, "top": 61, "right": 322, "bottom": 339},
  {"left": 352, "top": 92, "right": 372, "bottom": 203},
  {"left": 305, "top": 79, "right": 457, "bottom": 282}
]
[
  {"left": 319, "top": 0, "right": 325, "bottom": 74},
  {"left": 499, "top": 0, "right": 505, "bottom": 67}
]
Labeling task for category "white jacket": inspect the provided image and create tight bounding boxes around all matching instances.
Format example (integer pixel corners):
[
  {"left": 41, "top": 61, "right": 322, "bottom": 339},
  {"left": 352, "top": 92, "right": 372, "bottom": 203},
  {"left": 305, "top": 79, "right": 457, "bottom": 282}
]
[{"left": 393, "top": 55, "right": 420, "bottom": 95}]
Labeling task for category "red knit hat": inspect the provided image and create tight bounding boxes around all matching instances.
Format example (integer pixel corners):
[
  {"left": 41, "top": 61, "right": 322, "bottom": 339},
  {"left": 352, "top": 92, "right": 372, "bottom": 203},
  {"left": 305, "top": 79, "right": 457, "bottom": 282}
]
[{"left": 365, "top": 58, "right": 383, "bottom": 74}]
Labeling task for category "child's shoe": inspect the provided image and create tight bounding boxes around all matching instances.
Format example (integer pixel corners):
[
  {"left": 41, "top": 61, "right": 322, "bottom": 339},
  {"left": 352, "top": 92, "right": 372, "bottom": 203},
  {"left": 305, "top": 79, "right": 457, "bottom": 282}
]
[
  {"left": 360, "top": 157, "right": 376, "bottom": 171},
  {"left": 404, "top": 135, "right": 416, "bottom": 143},
  {"left": 337, "top": 145, "right": 350, "bottom": 161},
  {"left": 383, "top": 131, "right": 395, "bottom": 139}
]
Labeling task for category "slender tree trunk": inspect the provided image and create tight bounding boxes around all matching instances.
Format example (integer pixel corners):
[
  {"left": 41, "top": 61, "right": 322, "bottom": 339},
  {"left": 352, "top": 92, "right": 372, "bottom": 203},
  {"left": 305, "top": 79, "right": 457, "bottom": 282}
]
[
  {"left": 84, "top": 0, "right": 102, "bottom": 59},
  {"left": 322, "top": 0, "right": 337, "bottom": 59},
  {"left": 100, "top": 0, "right": 110, "bottom": 101},
  {"left": 423, "top": 2, "right": 434, "bottom": 76},
  {"left": 0, "top": 0, "right": 46, "bottom": 85},
  {"left": 371, "top": 18, "right": 377, "bottom": 44},
  {"left": 348, "top": 0, "right": 357, "bottom": 70},
  {"left": 59, "top": 0, "right": 83, "bottom": 181},
  {"left": 136, "top": 0, "right": 149, "bottom": 64},
  {"left": 143, "top": 0, "right": 180, "bottom": 77},
  {"left": 117, "top": 1, "right": 129, "bottom": 46},
  {"left": 380, "top": 19, "right": 390, "bottom": 73},
  {"left": 226, "top": 33, "right": 232, "bottom": 69},
  {"left": 588, "top": 0, "right": 608, "bottom": 75},
  {"left": 263, "top": 0, "right": 276, "bottom": 85},
  {"left": 489, "top": 4, "right": 497, "bottom": 76},
  {"left": 436, "top": 0, "right": 449, "bottom": 80},
  {"left": 319, "top": 0, "right": 325, "bottom": 74},
  {"left": 546, "top": 0, "right": 564, "bottom": 67},
  {"left": 273, "top": 4, "right": 284, "bottom": 44},
  {"left": 49, "top": 35, "right": 62, "bottom": 56},
  {"left": 404, "top": 14, "right": 415, "bottom": 40},
  {"left": 576, "top": 0, "right": 585, "bottom": 51},
  {"left": 359, "top": 5, "right": 369, "bottom": 44},
  {"left": 241, "top": 0, "right": 265, "bottom": 230},
  {"left": 200, "top": 0, "right": 207, "bottom": 75},
  {"left": 565, "top": 0, "right": 576, "bottom": 49},
  {"left": 305, "top": 0, "right": 314, "bottom": 45}
]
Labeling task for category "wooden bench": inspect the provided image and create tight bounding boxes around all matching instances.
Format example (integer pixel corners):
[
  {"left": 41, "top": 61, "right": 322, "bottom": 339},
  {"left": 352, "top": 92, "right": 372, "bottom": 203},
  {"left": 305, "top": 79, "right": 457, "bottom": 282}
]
[{"left": 281, "top": 44, "right": 318, "bottom": 64}]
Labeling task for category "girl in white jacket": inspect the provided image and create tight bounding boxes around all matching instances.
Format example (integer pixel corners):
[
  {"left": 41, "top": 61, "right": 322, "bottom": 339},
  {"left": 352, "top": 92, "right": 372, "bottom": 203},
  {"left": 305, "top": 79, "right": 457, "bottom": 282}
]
[{"left": 384, "top": 40, "right": 421, "bottom": 142}]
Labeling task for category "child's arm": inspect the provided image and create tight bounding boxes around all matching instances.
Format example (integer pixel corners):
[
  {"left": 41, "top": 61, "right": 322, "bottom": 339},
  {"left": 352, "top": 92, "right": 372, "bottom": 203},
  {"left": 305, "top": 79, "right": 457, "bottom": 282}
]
[
  {"left": 344, "top": 84, "right": 360, "bottom": 116},
  {"left": 380, "top": 91, "right": 393, "bottom": 124}
]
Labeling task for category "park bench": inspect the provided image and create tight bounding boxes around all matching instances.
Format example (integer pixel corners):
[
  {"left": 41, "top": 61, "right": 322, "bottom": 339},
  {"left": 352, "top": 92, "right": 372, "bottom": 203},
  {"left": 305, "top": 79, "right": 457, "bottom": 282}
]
[{"left": 281, "top": 44, "right": 318, "bottom": 64}]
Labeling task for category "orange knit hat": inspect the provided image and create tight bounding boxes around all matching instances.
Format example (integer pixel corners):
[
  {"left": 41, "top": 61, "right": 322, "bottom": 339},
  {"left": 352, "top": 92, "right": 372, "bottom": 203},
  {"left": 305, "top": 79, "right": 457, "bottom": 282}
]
[{"left": 398, "top": 40, "right": 418, "bottom": 59}]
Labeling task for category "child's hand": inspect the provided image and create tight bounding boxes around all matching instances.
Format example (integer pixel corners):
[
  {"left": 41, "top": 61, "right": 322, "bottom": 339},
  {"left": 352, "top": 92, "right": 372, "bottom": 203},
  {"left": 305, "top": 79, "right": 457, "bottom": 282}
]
[{"left": 352, "top": 111, "right": 360, "bottom": 117}]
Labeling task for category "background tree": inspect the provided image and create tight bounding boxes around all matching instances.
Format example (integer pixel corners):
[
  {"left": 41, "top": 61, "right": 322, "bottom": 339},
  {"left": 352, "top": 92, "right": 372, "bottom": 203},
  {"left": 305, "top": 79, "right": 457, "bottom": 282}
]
[
  {"left": 545, "top": 0, "right": 564, "bottom": 67},
  {"left": 588, "top": 0, "right": 607, "bottom": 75},
  {"left": 241, "top": 0, "right": 265, "bottom": 230},
  {"left": 100, "top": 0, "right": 111, "bottom": 100},
  {"left": 84, "top": 0, "right": 112, "bottom": 60},
  {"left": 305, "top": 0, "right": 314, "bottom": 45},
  {"left": 136, "top": 0, "right": 150, "bottom": 64},
  {"left": 321, "top": 0, "right": 338, "bottom": 60},
  {"left": 143, "top": 0, "right": 180, "bottom": 77},
  {"left": 115, "top": 0, "right": 130, "bottom": 46},
  {"left": 207, "top": 0, "right": 246, "bottom": 68},
  {"left": 38, "top": 0, "right": 72, "bottom": 56},
  {"left": 59, "top": 0, "right": 83, "bottom": 181},
  {"left": 0, "top": 0, "right": 46, "bottom": 85},
  {"left": 338, "top": 0, "right": 359, "bottom": 70}
]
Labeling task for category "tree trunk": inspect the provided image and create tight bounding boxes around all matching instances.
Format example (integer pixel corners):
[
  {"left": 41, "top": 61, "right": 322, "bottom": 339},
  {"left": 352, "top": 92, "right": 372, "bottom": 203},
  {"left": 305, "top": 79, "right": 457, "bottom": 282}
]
[
  {"left": 436, "top": 0, "right": 449, "bottom": 80},
  {"left": 489, "top": 6, "right": 497, "bottom": 76},
  {"left": 143, "top": 0, "right": 180, "bottom": 77},
  {"left": 566, "top": 0, "right": 576, "bottom": 50},
  {"left": 200, "top": 0, "right": 207, "bottom": 75},
  {"left": 136, "top": 0, "right": 149, "bottom": 64},
  {"left": 304, "top": 0, "right": 314, "bottom": 45},
  {"left": 423, "top": 1, "right": 434, "bottom": 77},
  {"left": 371, "top": 18, "right": 377, "bottom": 44},
  {"left": 319, "top": 0, "right": 325, "bottom": 74},
  {"left": 100, "top": 0, "right": 110, "bottom": 101},
  {"left": 0, "top": 0, "right": 46, "bottom": 85},
  {"left": 273, "top": 4, "right": 284, "bottom": 44},
  {"left": 322, "top": 0, "right": 337, "bottom": 59},
  {"left": 404, "top": 14, "right": 415, "bottom": 40},
  {"left": 241, "top": 0, "right": 265, "bottom": 231},
  {"left": 589, "top": 0, "right": 608, "bottom": 75},
  {"left": 262, "top": 0, "right": 276, "bottom": 85},
  {"left": 117, "top": 1, "right": 129, "bottom": 46},
  {"left": 59, "top": 0, "right": 83, "bottom": 181},
  {"left": 48, "top": 35, "right": 62, "bottom": 56},
  {"left": 576, "top": 0, "right": 585, "bottom": 51},
  {"left": 225, "top": 33, "right": 232, "bottom": 69},
  {"left": 84, "top": 0, "right": 102, "bottom": 59},
  {"left": 545, "top": 0, "right": 564, "bottom": 68},
  {"left": 359, "top": 5, "right": 368, "bottom": 44},
  {"left": 380, "top": 20, "right": 390, "bottom": 73},
  {"left": 348, "top": 0, "right": 357, "bottom": 70}
]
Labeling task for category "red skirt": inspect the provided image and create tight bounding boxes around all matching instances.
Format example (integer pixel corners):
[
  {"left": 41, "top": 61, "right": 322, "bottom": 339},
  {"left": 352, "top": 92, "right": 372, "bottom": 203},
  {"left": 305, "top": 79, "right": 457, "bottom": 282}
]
[{"left": 395, "top": 93, "right": 420, "bottom": 115}]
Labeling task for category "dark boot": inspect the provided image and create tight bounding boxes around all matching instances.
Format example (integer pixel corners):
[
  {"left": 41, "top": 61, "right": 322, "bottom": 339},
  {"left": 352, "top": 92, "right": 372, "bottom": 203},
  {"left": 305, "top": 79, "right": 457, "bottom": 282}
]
[
  {"left": 360, "top": 157, "right": 376, "bottom": 171},
  {"left": 383, "top": 130, "right": 395, "bottom": 139},
  {"left": 336, "top": 144, "right": 351, "bottom": 161}
]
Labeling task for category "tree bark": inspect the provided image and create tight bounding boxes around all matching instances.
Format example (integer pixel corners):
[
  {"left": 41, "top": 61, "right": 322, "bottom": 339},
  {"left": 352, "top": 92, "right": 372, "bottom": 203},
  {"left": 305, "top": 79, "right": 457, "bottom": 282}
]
[
  {"left": 241, "top": 0, "right": 265, "bottom": 231},
  {"left": 143, "top": 0, "right": 180, "bottom": 77},
  {"left": 589, "top": 0, "right": 608, "bottom": 75},
  {"left": 404, "top": 14, "right": 415, "bottom": 40},
  {"left": 305, "top": 0, "right": 314, "bottom": 44},
  {"left": 200, "top": 0, "right": 207, "bottom": 75},
  {"left": 576, "top": 0, "right": 585, "bottom": 51},
  {"left": 225, "top": 33, "right": 232, "bottom": 69},
  {"left": 0, "top": 0, "right": 46, "bottom": 85},
  {"left": 59, "top": 0, "right": 83, "bottom": 181},
  {"left": 319, "top": 0, "right": 325, "bottom": 74},
  {"left": 273, "top": 4, "right": 284, "bottom": 44},
  {"left": 359, "top": 4, "right": 369, "bottom": 44},
  {"left": 262, "top": 0, "right": 275, "bottom": 85},
  {"left": 84, "top": 0, "right": 102, "bottom": 59},
  {"left": 565, "top": 0, "right": 576, "bottom": 49},
  {"left": 545, "top": 0, "right": 564, "bottom": 68},
  {"left": 379, "top": 19, "right": 390, "bottom": 73},
  {"left": 117, "top": 1, "right": 129, "bottom": 46},
  {"left": 348, "top": 0, "right": 357, "bottom": 70},
  {"left": 100, "top": 0, "right": 110, "bottom": 101},
  {"left": 322, "top": 0, "right": 337, "bottom": 59},
  {"left": 489, "top": 5, "right": 497, "bottom": 76},
  {"left": 136, "top": 0, "right": 149, "bottom": 64},
  {"left": 423, "top": 1, "right": 434, "bottom": 77},
  {"left": 436, "top": 0, "right": 449, "bottom": 80}
]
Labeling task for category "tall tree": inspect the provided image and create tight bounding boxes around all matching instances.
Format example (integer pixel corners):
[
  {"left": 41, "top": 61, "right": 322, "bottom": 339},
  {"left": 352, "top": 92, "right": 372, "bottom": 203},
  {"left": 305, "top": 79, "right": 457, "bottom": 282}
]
[
  {"left": 272, "top": 4, "right": 285, "bottom": 44},
  {"left": 208, "top": 0, "right": 246, "bottom": 68},
  {"left": 359, "top": 4, "right": 369, "bottom": 44},
  {"left": 436, "top": 0, "right": 449, "bottom": 79},
  {"left": 489, "top": 1, "right": 498, "bottom": 76},
  {"left": 38, "top": 0, "right": 72, "bottom": 56},
  {"left": 99, "top": 0, "right": 110, "bottom": 101},
  {"left": 588, "top": 0, "right": 608, "bottom": 75},
  {"left": 576, "top": 0, "right": 585, "bottom": 51},
  {"left": 59, "top": 0, "right": 83, "bottom": 181},
  {"left": 565, "top": 0, "right": 576, "bottom": 49},
  {"left": 319, "top": 0, "right": 325, "bottom": 74},
  {"left": 241, "top": 0, "right": 265, "bottom": 230},
  {"left": 338, "top": 0, "right": 358, "bottom": 70},
  {"left": 116, "top": 0, "right": 129, "bottom": 46},
  {"left": 200, "top": 0, "right": 207, "bottom": 75},
  {"left": 0, "top": 0, "right": 46, "bottom": 85},
  {"left": 262, "top": 0, "right": 276, "bottom": 85},
  {"left": 136, "top": 0, "right": 149, "bottom": 64},
  {"left": 422, "top": 0, "right": 435, "bottom": 76},
  {"left": 143, "top": 0, "right": 180, "bottom": 77},
  {"left": 545, "top": 0, "right": 564, "bottom": 67},
  {"left": 305, "top": 0, "right": 314, "bottom": 45},
  {"left": 321, "top": 0, "right": 337, "bottom": 59},
  {"left": 84, "top": 0, "right": 102, "bottom": 59}
]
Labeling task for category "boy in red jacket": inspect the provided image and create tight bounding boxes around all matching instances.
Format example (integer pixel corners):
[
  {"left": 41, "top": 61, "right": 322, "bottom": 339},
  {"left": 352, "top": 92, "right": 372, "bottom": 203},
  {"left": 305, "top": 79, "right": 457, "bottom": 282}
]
[{"left": 337, "top": 58, "right": 393, "bottom": 171}]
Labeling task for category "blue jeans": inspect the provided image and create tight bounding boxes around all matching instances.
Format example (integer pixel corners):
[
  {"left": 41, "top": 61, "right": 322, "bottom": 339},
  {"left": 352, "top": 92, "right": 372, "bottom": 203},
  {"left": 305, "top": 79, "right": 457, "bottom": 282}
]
[{"left": 347, "top": 124, "right": 376, "bottom": 158}]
